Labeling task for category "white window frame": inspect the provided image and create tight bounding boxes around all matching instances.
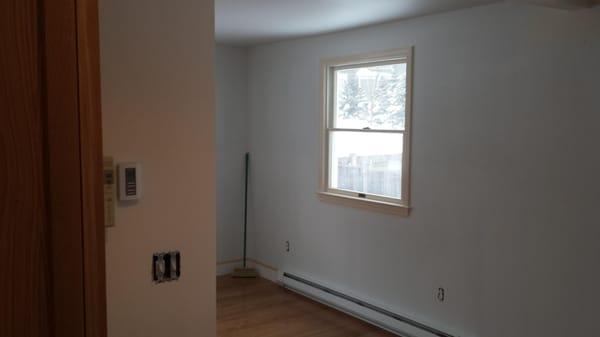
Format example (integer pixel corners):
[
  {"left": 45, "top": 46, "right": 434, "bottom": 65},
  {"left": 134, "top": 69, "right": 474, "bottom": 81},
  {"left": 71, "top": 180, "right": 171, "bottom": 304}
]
[{"left": 318, "top": 47, "right": 413, "bottom": 216}]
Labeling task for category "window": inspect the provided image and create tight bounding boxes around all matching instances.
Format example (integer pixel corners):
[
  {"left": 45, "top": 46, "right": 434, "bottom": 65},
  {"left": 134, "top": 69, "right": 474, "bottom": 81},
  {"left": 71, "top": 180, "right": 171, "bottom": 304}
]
[{"left": 319, "top": 48, "right": 413, "bottom": 215}]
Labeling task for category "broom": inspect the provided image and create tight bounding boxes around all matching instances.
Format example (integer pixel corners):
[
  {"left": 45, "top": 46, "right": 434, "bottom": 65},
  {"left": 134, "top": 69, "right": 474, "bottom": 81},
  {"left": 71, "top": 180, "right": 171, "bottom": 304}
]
[{"left": 232, "top": 153, "right": 258, "bottom": 278}]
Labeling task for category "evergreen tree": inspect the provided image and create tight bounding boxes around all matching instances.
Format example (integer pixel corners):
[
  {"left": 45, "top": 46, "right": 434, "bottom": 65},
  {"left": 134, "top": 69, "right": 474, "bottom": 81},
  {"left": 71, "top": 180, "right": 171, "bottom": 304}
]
[
  {"left": 338, "top": 70, "right": 366, "bottom": 120},
  {"left": 386, "top": 65, "right": 406, "bottom": 128},
  {"left": 370, "top": 73, "right": 391, "bottom": 127}
]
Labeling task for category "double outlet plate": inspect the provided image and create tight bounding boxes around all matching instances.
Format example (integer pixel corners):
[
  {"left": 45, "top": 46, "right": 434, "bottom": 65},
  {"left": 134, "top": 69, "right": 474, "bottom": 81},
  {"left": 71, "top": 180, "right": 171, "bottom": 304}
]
[{"left": 152, "top": 251, "right": 181, "bottom": 283}]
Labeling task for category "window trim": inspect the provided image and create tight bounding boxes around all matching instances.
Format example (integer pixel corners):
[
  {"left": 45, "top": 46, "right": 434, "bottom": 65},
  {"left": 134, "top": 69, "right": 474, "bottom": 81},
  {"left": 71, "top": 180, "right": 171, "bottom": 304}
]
[{"left": 318, "top": 47, "right": 413, "bottom": 216}]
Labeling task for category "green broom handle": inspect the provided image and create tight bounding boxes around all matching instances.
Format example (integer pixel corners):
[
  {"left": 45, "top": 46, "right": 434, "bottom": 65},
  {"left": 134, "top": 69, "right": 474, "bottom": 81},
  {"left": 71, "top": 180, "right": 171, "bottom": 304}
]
[{"left": 243, "top": 152, "right": 249, "bottom": 268}]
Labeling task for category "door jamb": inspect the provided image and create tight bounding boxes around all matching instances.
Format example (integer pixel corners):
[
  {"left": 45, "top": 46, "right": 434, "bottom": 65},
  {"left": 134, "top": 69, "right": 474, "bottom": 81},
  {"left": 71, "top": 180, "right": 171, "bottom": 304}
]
[{"left": 43, "top": 0, "right": 106, "bottom": 336}]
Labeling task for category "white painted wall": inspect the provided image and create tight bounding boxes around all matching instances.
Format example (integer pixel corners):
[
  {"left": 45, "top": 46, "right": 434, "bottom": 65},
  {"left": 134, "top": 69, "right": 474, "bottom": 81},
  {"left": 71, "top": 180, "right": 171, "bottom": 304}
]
[
  {"left": 246, "top": 3, "right": 600, "bottom": 337},
  {"left": 216, "top": 45, "right": 248, "bottom": 272},
  {"left": 100, "top": 1, "right": 216, "bottom": 336}
]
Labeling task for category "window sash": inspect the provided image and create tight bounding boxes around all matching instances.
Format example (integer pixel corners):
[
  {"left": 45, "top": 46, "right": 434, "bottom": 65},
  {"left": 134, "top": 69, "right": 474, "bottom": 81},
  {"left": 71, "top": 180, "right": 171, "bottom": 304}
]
[
  {"left": 327, "top": 187, "right": 401, "bottom": 204},
  {"left": 328, "top": 128, "right": 404, "bottom": 134},
  {"left": 329, "top": 60, "right": 408, "bottom": 132},
  {"left": 325, "top": 129, "right": 404, "bottom": 203}
]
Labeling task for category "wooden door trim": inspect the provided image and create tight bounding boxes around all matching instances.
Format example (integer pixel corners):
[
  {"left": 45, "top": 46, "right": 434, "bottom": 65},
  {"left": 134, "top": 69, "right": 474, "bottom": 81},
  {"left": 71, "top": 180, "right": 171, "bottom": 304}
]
[
  {"left": 43, "top": 0, "right": 86, "bottom": 335},
  {"left": 43, "top": 0, "right": 106, "bottom": 336},
  {"left": 75, "top": 1, "right": 107, "bottom": 336}
]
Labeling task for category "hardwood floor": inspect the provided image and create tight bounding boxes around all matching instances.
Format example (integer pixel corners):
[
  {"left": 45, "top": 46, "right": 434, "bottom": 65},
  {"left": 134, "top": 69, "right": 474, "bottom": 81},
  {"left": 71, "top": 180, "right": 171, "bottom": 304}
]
[{"left": 217, "top": 275, "right": 396, "bottom": 337}]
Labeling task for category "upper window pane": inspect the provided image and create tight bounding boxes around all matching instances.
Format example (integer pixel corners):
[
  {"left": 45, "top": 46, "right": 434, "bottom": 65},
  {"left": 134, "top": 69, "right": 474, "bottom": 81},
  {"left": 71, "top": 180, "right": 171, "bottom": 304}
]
[{"left": 334, "top": 62, "right": 407, "bottom": 130}]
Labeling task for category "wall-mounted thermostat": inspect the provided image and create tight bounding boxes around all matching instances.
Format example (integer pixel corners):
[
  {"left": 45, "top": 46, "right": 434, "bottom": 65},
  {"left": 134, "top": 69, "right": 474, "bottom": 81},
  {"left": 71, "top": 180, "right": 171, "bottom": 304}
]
[{"left": 118, "top": 162, "right": 141, "bottom": 201}]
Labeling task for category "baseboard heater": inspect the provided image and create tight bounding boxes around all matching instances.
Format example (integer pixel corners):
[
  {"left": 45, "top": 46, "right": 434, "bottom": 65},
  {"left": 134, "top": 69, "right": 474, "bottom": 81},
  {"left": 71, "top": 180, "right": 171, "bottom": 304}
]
[{"left": 282, "top": 272, "right": 456, "bottom": 337}]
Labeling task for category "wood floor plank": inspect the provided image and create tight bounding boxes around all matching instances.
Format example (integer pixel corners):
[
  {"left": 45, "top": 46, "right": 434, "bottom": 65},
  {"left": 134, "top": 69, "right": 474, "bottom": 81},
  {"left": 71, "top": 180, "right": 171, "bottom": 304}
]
[{"left": 217, "top": 276, "right": 396, "bottom": 337}]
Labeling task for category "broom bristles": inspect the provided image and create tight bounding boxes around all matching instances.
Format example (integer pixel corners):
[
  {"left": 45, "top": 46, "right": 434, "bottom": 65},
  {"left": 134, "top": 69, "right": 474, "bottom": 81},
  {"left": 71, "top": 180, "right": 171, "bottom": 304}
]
[{"left": 232, "top": 267, "right": 258, "bottom": 278}]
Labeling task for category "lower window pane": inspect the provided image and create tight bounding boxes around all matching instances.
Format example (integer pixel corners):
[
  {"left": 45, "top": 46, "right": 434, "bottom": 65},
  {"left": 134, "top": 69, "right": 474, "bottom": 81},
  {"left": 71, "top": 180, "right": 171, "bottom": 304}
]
[{"left": 329, "top": 131, "right": 403, "bottom": 199}]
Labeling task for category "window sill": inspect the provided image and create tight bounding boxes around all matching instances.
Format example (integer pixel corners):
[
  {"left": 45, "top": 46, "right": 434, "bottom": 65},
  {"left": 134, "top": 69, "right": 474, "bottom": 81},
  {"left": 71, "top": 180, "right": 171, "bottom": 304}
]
[{"left": 317, "top": 191, "right": 410, "bottom": 216}]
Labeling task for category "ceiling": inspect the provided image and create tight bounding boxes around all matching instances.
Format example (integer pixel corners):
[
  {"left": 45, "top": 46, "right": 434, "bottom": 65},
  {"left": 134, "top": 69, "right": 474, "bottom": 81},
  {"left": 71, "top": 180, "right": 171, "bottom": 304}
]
[{"left": 215, "top": 0, "right": 500, "bottom": 46}]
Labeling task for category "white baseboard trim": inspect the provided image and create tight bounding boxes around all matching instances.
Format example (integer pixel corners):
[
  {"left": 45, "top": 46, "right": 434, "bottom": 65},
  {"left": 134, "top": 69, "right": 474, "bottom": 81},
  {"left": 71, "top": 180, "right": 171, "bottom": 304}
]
[
  {"left": 216, "top": 259, "right": 242, "bottom": 276},
  {"left": 216, "top": 258, "right": 279, "bottom": 281},
  {"left": 247, "top": 258, "right": 280, "bottom": 283}
]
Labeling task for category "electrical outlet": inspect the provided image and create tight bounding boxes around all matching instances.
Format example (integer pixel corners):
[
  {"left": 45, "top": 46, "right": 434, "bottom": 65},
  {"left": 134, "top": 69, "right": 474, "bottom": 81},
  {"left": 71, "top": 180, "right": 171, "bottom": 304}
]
[
  {"left": 285, "top": 241, "right": 290, "bottom": 252},
  {"left": 153, "top": 251, "right": 181, "bottom": 283},
  {"left": 436, "top": 287, "right": 445, "bottom": 302}
]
